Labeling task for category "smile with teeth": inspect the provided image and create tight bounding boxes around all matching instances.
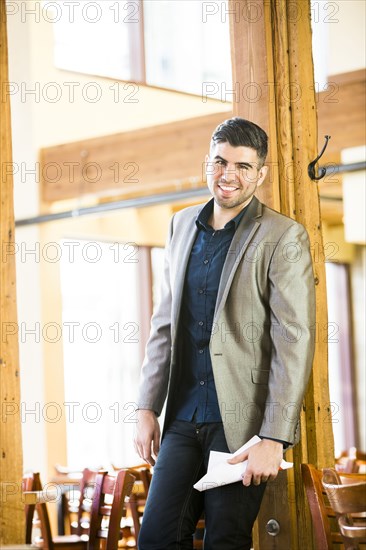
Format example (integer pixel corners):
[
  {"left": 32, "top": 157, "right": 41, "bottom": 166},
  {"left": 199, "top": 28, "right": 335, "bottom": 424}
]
[{"left": 218, "top": 184, "right": 239, "bottom": 192}]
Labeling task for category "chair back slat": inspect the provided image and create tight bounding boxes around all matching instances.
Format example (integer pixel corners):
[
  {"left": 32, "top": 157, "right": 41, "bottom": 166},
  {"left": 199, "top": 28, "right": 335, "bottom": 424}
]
[
  {"left": 302, "top": 463, "right": 333, "bottom": 549},
  {"left": 73, "top": 468, "right": 99, "bottom": 536},
  {"left": 35, "top": 500, "right": 55, "bottom": 550},
  {"left": 88, "top": 469, "right": 135, "bottom": 550},
  {"left": 23, "top": 472, "right": 42, "bottom": 544}
]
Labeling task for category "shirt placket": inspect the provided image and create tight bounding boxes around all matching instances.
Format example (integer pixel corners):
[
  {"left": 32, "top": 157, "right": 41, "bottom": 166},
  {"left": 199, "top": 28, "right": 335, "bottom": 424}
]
[{"left": 196, "top": 229, "right": 221, "bottom": 421}]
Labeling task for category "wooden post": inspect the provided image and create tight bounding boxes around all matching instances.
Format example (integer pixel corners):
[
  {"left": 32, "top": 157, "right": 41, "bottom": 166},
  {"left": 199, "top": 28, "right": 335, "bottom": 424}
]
[
  {"left": 229, "top": 0, "right": 280, "bottom": 211},
  {"left": 0, "top": 0, "right": 25, "bottom": 544},
  {"left": 229, "top": 1, "right": 334, "bottom": 548}
]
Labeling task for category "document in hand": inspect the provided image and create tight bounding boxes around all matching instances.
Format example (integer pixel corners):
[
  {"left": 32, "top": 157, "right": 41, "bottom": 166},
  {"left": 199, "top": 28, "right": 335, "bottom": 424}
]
[{"left": 193, "top": 435, "right": 293, "bottom": 492}]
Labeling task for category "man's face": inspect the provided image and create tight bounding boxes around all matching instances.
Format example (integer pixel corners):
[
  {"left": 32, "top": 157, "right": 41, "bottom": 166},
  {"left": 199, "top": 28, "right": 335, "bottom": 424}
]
[{"left": 205, "top": 142, "right": 268, "bottom": 211}]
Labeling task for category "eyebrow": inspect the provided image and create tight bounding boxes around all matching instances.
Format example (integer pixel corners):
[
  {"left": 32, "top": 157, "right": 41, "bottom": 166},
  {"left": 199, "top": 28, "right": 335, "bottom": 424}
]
[{"left": 213, "top": 155, "right": 255, "bottom": 169}]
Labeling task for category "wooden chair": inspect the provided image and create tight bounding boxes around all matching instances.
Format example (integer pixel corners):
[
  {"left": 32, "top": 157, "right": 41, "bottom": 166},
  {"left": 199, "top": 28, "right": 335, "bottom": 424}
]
[
  {"left": 302, "top": 463, "right": 366, "bottom": 550},
  {"left": 302, "top": 463, "right": 343, "bottom": 548},
  {"left": 112, "top": 464, "right": 152, "bottom": 545},
  {"left": 23, "top": 469, "right": 135, "bottom": 550},
  {"left": 23, "top": 471, "right": 42, "bottom": 543},
  {"left": 87, "top": 469, "right": 135, "bottom": 550},
  {"left": 127, "top": 468, "right": 151, "bottom": 542},
  {"left": 115, "top": 463, "right": 204, "bottom": 548},
  {"left": 69, "top": 468, "right": 100, "bottom": 536},
  {"left": 322, "top": 467, "right": 366, "bottom": 549},
  {"left": 193, "top": 515, "right": 205, "bottom": 549},
  {"left": 336, "top": 448, "right": 366, "bottom": 474}
]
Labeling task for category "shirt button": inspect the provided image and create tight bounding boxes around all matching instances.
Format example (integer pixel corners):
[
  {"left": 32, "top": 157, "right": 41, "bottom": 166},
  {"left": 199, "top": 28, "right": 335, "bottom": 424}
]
[
  {"left": 198, "top": 289, "right": 204, "bottom": 294},
  {"left": 198, "top": 349, "right": 204, "bottom": 354},
  {"left": 200, "top": 380, "right": 205, "bottom": 385},
  {"left": 203, "top": 259, "right": 209, "bottom": 265},
  {"left": 198, "top": 321, "right": 204, "bottom": 326}
]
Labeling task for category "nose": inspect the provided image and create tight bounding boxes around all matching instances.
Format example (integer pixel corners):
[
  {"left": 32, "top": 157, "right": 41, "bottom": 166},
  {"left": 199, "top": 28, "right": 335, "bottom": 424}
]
[{"left": 222, "top": 163, "right": 239, "bottom": 183}]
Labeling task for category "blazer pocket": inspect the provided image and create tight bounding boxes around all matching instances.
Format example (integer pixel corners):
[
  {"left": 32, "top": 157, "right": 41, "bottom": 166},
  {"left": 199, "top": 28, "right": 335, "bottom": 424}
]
[{"left": 251, "top": 369, "right": 270, "bottom": 385}]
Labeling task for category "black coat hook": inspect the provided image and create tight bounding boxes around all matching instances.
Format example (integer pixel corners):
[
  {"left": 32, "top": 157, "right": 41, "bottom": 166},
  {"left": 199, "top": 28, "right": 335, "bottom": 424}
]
[{"left": 308, "top": 135, "right": 331, "bottom": 181}]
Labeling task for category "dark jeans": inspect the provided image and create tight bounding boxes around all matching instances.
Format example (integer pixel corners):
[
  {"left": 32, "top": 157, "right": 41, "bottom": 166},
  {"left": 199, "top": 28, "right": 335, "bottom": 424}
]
[{"left": 138, "top": 420, "right": 266, "bottom": 550}]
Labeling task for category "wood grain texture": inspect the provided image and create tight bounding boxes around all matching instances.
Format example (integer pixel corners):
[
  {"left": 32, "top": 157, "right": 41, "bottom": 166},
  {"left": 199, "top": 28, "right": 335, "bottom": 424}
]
[
  {"left": 39, "top": 112, "right": 230, "bottom": 202},
  {"left": 229, "top": 1, "right": 334, "bottom": 549},
  {"left": 229, "top": 0, "right": 280, "bottom": 211},
  {"left": 0, "top": 0, "right": 25, "bottom": 543},
  {"left": 286, "top": 2, "right": 334, "bottom": 548},
  {"left": 318, "top": 69, "right": 366, "bottom": 154}
]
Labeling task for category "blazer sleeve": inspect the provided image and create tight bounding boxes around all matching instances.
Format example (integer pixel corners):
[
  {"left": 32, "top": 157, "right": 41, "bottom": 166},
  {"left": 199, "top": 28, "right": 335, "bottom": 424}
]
[
  {"left": 259, "top": 222, "right": 316, "bottom": 444},
  {"left": 136, "top": 215, "right": 175, "bottom": 416}
]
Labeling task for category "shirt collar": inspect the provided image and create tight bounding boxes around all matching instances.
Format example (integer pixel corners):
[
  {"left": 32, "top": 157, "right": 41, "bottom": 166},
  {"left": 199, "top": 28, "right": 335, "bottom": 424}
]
[{"left": 196, "top": 198, "right": 250, "bottom": 231}]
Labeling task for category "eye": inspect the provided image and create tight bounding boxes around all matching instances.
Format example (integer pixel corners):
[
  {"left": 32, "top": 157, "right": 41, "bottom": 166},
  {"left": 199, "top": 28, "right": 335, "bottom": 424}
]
[{"left": 215, "top": 160, "right": 225, "bottom": 166}]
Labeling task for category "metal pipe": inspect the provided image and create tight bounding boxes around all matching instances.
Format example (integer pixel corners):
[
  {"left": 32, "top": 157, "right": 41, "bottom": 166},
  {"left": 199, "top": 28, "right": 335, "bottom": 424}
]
[
  {"left": 15, "top": 161, "right": 365, "bottom": 227},
  {"left": 323, "top": 161, "right": 365, "bottom": 175},
  {"left": 15, "top": 188, "right": 210, "bottom": 227}
]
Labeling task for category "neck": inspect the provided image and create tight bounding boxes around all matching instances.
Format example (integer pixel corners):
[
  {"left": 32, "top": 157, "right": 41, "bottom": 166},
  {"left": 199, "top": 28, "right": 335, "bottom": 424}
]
[{"left": 209, "top": 198, "right": 253, "bottom": 230}]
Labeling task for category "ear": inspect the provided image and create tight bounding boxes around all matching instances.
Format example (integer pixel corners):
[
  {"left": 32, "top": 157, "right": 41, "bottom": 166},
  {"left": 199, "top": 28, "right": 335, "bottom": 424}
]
[
  {"left": 256, "top": 165, "right": 268, "bottom": 188},
  {"left": 205, "top": 153, "right": 213, "bottom": 180}
]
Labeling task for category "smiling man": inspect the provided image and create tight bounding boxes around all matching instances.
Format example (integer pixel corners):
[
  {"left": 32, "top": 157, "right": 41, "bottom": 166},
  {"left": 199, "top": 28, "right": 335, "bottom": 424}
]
[{"left": 134, "top": 117, "right": 315, "bottom": 550}]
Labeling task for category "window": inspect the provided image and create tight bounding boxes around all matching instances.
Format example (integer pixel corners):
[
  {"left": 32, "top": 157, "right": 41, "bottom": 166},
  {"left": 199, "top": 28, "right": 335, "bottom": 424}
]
[
  {"left": 143, "top": 0, "right": 232, "bottom": 97},
  {"left": 325, "top": 262, "right": 357, "bottom": 456},
  {"left": 51, "top": 1, "right": 134, "bottom": 80},
  {"left": 60, "top": 239, "right": 143, "bottom": 468},
  {"left": 48, "top": 0, "right": 232, "bottom": 98}
]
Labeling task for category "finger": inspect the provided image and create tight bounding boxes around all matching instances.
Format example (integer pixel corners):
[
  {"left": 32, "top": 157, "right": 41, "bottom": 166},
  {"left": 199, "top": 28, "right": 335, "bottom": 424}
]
[
  {"left": 153, "top": 432, "right": 160, "bottom": 457},
  {"left": 136, "top": 442, "right": 153, "bottom": 464},
  {"left": 228, "top": 452, "right": 248, "bottom": 464},
  {"left": 242, "top": 473, "right": 252, "bottom": 487},
  {"left": 141, "top": 442, "right": 155, "bottom": 466},
  {"left": 252, "top": 475, "right": 261, "bottom": 486},
  {"left": 144, "top": 452, "right": 155, "bottom": 467}
]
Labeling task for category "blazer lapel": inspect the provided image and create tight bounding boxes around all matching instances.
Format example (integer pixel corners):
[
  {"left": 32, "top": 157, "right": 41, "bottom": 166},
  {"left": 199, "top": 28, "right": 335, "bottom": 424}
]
[
  {"left": 213, "top": 197, "right": 263, "bottom": 324},
  {"left": 171, "top": 208, "right": 200, "bottom": 339}
]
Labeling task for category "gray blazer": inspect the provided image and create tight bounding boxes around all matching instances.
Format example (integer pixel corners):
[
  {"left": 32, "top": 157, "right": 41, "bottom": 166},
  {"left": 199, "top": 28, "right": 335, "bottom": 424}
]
[{"left": 137, "top": 196, "right": 315, "bottom": 452}]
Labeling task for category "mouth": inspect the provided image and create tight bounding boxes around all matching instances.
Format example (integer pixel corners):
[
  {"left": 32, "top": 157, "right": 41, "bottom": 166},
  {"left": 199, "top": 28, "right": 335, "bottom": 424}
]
[{"left": 217, "top": 184, "right": 239, "bottom": 194}]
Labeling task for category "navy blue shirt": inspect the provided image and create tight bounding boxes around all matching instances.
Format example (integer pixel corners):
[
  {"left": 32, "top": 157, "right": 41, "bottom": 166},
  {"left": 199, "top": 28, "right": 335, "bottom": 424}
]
[{"left": 174, "top": 199, "right": 248, "bottom": 423}]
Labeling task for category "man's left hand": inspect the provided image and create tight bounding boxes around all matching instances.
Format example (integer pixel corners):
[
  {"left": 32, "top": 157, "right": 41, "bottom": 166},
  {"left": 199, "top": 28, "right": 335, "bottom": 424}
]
[{"left": 227, "top": 439, "right": 283, "bottom": 486}]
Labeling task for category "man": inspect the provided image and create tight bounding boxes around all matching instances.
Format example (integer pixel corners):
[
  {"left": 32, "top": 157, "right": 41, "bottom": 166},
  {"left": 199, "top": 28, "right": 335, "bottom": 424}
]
[{"left": 134, "top": 117, "right": 315, "bottom": 549}]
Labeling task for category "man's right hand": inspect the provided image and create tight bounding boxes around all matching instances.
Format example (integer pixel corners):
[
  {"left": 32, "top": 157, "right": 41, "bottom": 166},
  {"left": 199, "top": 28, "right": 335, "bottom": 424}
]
[{"left": 134, "top": 409, "right": 161, "bottom": 466}]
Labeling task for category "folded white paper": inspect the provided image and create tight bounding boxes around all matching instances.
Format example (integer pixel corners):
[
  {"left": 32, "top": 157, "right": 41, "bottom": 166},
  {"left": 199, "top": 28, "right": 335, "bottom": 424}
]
[{"left": 193, "top": 435, "right": 293, "bottom": 492}]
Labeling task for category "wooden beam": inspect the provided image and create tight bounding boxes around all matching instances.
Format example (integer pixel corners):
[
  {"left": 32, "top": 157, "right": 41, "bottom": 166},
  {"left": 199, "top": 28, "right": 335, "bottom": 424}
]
[
  {"left": 229, "top": 0, "right": 280, "bottom": 210},
  {"left": 229, "top": 1, "right": 334, "bottom": 549},
  {"left": 0, "top": 0, "right": 25, "bottom": 544},
  {"left": 39, "top": 112, "right": 230, "bottom": 203},
  {"left": 318, "top": 69, "right": 366, "bottom": 155},
  {"left": 286, "top": 3, "right": 334, "bottom": 549}
]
